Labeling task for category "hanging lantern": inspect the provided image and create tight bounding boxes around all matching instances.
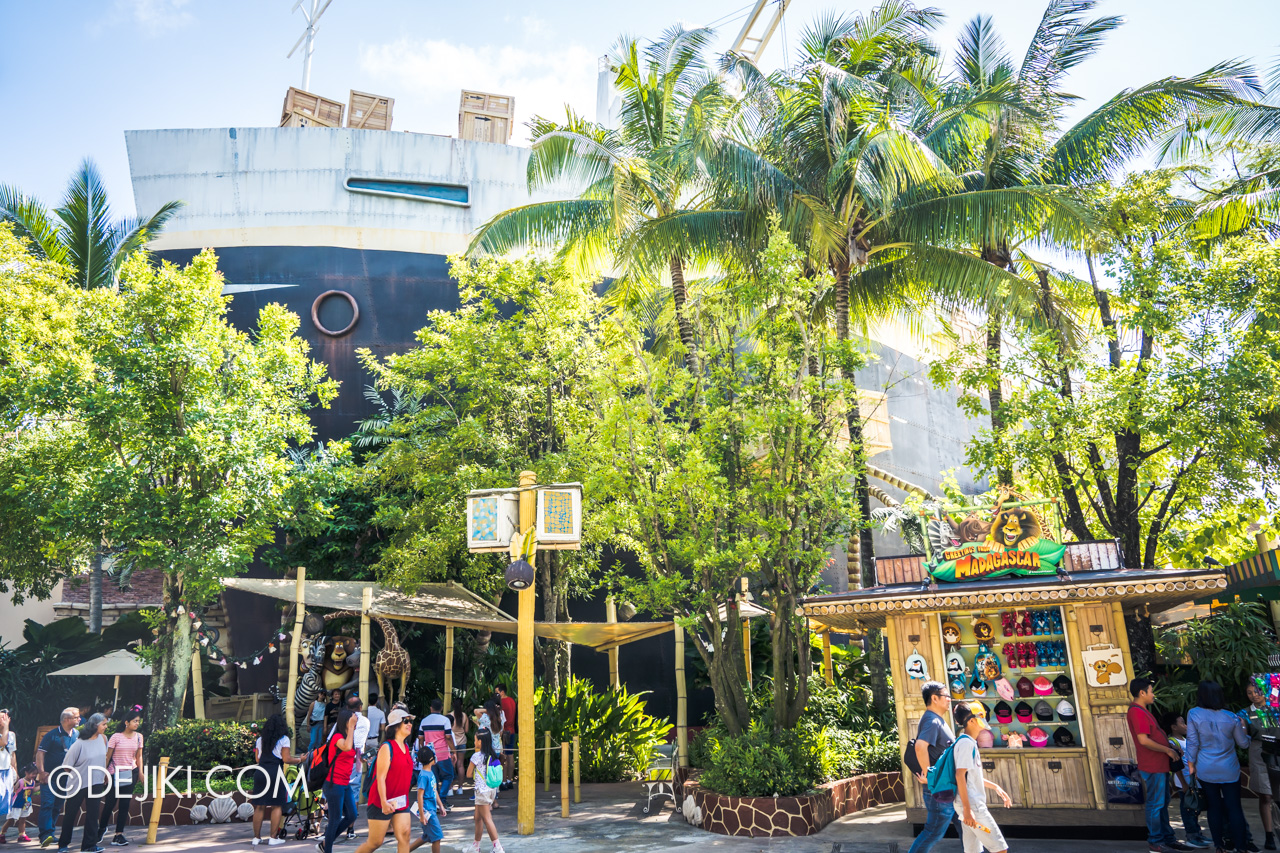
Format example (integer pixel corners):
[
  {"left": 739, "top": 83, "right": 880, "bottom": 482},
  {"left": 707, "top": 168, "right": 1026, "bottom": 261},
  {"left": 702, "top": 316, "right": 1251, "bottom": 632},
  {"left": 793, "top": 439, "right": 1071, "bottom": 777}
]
[
  {"left": 176, "top": 605, "right": 186, "bottom": 616},
  {"left": 254, "top": 656, "right": 262, "bottom": 665},
  {"left": 277, "top": 632, "right": 287, "bottom": 642},
  {"left": 218, "top": 657, "right": 226, "bottom": 666},
  {"left": 237, "top": 661, "right": 248, "bottom": 670},
  {"left": 268, "top": 644, "right": 276, "bottom": 653},
  {"left": 192, "top": 620, "right": 202, "bottom": 630},
  {"left": 504, "top": 558, "right": 535, "bottom": 591},
  {"left": 199, "top": 636, "right": 209, "bottom": 647}
]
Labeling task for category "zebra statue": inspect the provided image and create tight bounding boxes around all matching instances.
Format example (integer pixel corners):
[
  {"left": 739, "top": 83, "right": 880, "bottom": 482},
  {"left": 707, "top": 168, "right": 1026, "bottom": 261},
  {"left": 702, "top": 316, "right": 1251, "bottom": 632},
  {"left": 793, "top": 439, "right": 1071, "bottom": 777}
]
[{"left": 292, "top": 634, "right": 327, "bottom": 727}]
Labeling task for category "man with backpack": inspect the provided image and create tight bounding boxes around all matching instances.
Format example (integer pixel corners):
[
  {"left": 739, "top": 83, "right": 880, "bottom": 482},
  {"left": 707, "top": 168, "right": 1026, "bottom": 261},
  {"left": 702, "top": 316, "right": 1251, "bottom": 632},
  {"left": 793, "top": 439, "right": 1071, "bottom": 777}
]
[{"left": 907, "top": 681, "right": 959, "bottom": 853}]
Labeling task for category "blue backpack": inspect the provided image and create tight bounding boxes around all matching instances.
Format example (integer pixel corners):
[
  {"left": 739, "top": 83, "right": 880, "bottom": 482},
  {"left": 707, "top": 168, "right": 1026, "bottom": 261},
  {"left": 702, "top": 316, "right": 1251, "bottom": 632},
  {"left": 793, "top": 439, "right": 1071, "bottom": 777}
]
[{"left": 925, "top": 734, "right": 969, "bottom": 801}]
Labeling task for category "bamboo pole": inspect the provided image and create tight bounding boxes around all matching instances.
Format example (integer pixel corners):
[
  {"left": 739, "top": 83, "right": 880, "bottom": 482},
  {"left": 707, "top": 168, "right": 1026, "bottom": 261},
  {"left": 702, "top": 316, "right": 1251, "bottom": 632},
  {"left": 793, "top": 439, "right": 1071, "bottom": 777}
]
[
  {"left": 444, "top": 626, "right": 454, "bottom": 705},
  {"left": 191, "top": 650, "right": 205, "bottom": 720},
  {"left": 572, "top": 735, "right": 581, "bottom": 803},
  {"left": 674, "top": 623, "right": 688, "bottom": 768},
  {"left": 359, "top": 587, "right": 372, "bottom": 705},
  {"left": 517, "top": 472, "right": 536, "bottom": 835},
  {"left": 544, "top": 731, "right": 551, "bottom": 792},
  {"left": 822, "top": 630, "right": 834, "bottom": 687},
  {"left": 742, "top": 619, "right": 752, "bottom": 688},
  {"left": 560, "top": 742, "right": 569, "bottom": 818},
  {"left": 605, "top": 596, "right": 620, "bottom": 690},
  {"left": 145, "top": 757, "right": 169, "bottom": 844},
  {"left": 285, "top": 568, "right": 306, "bottom": 748}
]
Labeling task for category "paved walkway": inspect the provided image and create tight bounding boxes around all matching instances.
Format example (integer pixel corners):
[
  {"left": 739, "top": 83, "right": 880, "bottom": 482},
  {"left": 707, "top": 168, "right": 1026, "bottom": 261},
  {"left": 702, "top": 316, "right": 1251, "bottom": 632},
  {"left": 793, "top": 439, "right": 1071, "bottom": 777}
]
[{"left": 54, "top": 782, "right": 1274, "bottom": 852}]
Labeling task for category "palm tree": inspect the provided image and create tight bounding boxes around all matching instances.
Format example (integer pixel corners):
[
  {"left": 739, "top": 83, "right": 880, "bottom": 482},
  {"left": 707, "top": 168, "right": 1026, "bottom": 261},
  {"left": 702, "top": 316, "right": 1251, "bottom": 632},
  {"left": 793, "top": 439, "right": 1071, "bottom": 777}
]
[
  {"left": 713, "top": 2, "right": 1089, "bottom": 588},
  {"left": 1, "top": 158, "right": 182, "bottom": 630},
  {"left": 468, "top": 26, "right": 748, "bottom": 373},
  {"left": 921, "top": 0, "right": 1251, "bottom": 486}
]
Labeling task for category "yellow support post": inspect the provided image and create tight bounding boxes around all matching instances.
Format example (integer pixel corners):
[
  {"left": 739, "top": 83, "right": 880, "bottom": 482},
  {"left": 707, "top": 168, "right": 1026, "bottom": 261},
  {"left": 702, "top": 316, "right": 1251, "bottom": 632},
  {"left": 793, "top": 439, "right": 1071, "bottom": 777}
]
[
  {"left": 822, "top": 630, "right": 834, "bottom": 686},
  {"left": 285, "top": 568, "right": 306, "bottom": 748},
  {"left": 674, "top": 622, "right": 688, "bottom": 768},
  {"left": 190, "top": 650, "right": 205, "bottom": 720},
  {"left": 572, "top": 735, "right": 581, "bottom": 803},
  {"left": 145, "top": 757, "right": 169, "bottom": 844},
  {"left": 444, "top": 626, "right": 454, "bottom": 705},
  {"left": 359, "top": 587, "right": 372, "bottom": 705},
  {"left": 560, "top": 742, "right": 569, "bottom": 818},
  {"left": 544, "top": 731, "right": 551, "bottom": 793},
  {"left": 517, "top": 471, "right": 537, "bottom": 835},
  {"left": 742, "top": 618, "right": 752, "bottom": 688},
  {"left": 605, "top": 596, "right": 620, "bottom": 690}
]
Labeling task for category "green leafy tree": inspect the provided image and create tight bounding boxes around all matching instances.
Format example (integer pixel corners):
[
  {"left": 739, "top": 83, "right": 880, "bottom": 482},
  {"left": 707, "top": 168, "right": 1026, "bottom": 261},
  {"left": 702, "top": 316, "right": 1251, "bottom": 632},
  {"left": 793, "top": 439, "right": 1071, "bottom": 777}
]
[
  {"left": 933, "top": 171, "right": 1280, "bottom": 568},
  {"left": 0, "top": 229, "right": 337, "bottom": 727},
  {"left": 355, "top": 256, "right": 603, "bottom": 693},
  {"left": 0, "top": 159, "right": 182, "bottom": 632},
  {"left": 584, "top": 230, "right": 860, "bottom": 734}
]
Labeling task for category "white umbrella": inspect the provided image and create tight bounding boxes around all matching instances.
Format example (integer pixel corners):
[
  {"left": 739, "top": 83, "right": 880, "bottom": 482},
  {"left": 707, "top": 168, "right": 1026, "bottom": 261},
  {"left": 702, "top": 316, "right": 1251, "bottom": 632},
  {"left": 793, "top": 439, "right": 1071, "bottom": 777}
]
[{"left": 49, "top": 650, "right": 151, "bottom": 711}]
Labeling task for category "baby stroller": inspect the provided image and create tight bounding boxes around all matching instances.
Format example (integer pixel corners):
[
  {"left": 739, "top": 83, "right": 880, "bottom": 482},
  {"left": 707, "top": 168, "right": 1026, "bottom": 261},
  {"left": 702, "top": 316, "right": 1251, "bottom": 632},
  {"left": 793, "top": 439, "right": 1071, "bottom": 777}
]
[{"left": 277, "top": 764, "right": 327, "bottom": 841}]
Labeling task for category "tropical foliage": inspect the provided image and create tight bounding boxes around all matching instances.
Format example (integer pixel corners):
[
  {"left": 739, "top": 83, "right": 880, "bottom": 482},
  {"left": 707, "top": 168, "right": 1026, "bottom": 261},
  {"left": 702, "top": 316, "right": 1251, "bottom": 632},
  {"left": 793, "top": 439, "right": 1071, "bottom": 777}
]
[
  {"left": 1154, "top": 602, "right": 1277, "bottom": 712},
  {"left": 533, "top": 678, "right": 672, "bottom": 783}
]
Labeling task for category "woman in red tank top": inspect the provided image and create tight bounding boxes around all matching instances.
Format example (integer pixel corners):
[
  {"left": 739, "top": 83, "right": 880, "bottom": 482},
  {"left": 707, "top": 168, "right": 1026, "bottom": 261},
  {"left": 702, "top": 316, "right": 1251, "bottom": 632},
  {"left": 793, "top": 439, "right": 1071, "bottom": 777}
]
[{"left": 354, "top": 708, "right": 415, "bottom": 853}]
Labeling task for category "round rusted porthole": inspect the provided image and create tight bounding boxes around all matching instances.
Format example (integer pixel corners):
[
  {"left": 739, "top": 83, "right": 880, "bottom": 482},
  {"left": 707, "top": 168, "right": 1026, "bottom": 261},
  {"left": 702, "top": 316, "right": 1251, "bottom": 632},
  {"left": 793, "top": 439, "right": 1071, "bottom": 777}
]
[{"left": 311, "top": 290, "right": 359, "bottom": 336}]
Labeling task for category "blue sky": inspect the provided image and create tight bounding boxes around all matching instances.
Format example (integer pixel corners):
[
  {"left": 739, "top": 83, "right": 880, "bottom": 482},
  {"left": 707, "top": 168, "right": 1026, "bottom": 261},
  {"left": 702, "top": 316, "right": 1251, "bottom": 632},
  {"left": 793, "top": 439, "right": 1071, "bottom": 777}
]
[{"left": 1, "top": 0, "right": 1277, "bottom": 217}]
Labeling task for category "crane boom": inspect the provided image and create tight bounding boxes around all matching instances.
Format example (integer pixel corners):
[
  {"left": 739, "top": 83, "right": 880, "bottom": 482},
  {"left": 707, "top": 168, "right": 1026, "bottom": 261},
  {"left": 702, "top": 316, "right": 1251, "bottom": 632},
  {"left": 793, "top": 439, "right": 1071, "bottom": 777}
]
[{"left": 729, "top": 0, "right": 791, "bottom": 63}]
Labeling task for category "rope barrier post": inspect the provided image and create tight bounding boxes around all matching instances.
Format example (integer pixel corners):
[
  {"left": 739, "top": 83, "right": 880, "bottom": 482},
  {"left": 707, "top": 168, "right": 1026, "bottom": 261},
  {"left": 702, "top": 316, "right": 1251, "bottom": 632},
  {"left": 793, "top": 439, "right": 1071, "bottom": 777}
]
[
  {"left": 543, "top": 731, "right": 551, "bottom": 793},
  {"left": 822, "top": 629, "right": 834, "bottom": 687},
  {"left": 572, "top": 735, "right": 580, "bottom": 804},
  {"left": 146, "top": 757, "right": 169, "bottom": 844},
  {"left": 560, "top": 742, "right": 569, "bottom": 818}
]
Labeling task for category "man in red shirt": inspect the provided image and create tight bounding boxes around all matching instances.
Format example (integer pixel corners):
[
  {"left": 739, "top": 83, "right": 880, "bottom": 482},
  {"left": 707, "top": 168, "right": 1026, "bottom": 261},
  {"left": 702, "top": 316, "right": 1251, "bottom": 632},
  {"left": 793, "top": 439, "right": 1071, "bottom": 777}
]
[
  {"left": 496, "top": 686, "right": 517, "bottom": 791},
  {"left": 1128, "top": 678, "right": 1193, "bottom": 853}
]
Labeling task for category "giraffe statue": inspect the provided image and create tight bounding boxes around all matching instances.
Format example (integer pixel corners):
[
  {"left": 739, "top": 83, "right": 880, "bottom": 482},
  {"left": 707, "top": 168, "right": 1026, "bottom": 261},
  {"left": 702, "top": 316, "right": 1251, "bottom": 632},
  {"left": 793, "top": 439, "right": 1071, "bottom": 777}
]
[{"left": 324, "top": 611, "right": 411, "bottom": 705}]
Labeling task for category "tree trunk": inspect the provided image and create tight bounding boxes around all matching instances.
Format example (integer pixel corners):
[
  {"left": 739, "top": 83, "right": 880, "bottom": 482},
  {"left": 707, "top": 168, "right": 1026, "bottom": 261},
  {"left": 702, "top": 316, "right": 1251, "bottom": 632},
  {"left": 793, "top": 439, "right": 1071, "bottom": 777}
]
[
  {"left": 147, "top": 573, "right": 193, "bottom": 729},
  {"left": 986, "top": 309, "right": 1012, "bottom": 487},
  {"left": 669, "top": 255, "right": 698, "bottom": 372},
  {"left": 693, "top": 611, "right": 750, "bottom": 735},
  {"left": 771, "top": 586, "right": 810, "bottom": 732},
  {"left": 537, "top": 551, "right": 569, "bottom": 695},
  {"left": 88, "top": 548, "right": 103, "bottom": 634}
]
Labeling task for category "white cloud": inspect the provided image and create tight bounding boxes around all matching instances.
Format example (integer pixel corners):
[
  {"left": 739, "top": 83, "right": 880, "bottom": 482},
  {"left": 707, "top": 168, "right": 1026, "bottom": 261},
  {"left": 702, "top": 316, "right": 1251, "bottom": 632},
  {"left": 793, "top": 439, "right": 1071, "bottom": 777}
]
[
  {"left": 358, "top": 36, "right": 599, "bottom": 144},
  {"left": 116, "top": 0, "right": 193, "bottom": 34}
]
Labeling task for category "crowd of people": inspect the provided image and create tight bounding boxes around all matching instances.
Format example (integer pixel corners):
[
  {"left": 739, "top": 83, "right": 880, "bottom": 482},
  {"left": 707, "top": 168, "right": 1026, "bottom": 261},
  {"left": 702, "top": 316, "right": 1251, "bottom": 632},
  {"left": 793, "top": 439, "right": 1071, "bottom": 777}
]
[
  {"left": 905, "top": 676, "right": 1280, "bottom": 853},
  {"left": 252, "top": 687, "right": 519, "bottom": 853}
]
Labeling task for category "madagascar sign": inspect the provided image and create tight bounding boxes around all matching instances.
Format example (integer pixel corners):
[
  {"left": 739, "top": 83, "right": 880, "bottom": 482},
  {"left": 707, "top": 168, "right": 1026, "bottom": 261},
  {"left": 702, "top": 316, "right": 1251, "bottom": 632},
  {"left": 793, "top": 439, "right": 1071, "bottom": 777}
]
[{"left": 929, "top": 506, "right": 1067, "bottom": 583}]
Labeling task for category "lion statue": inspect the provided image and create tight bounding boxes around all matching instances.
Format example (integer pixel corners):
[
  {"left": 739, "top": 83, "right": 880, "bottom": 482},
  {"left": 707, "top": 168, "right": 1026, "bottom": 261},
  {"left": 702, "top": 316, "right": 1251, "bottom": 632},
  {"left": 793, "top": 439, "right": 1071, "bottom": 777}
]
[
  {"left": 319, "top": 636, "right": 359, "bottom": 693},
  {"left": 987, "top": 506, "right": 1042, "bottom": 552}
]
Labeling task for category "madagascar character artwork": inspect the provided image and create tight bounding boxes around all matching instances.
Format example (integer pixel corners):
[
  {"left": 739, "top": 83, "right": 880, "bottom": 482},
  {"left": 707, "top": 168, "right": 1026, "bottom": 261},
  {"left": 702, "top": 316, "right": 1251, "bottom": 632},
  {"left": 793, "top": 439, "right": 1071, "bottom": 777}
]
[{"left": 928, "top": 503, "right": 1067, "bottom": 584}]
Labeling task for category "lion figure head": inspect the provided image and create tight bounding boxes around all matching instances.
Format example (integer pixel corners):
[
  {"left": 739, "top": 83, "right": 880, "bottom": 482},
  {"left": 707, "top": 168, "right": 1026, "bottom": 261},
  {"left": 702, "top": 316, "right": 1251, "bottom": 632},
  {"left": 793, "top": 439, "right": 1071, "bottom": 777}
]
[{"left": 989, "top": 507, "right": 1041, "bottom": 551}]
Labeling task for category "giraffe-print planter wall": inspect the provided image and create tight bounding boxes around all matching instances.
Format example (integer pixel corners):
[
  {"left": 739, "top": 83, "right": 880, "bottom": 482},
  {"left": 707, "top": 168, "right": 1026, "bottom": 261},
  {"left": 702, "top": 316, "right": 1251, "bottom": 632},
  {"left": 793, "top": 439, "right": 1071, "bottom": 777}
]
[{"left": 682, "top": 771, "right": 903, "bottom": 837}]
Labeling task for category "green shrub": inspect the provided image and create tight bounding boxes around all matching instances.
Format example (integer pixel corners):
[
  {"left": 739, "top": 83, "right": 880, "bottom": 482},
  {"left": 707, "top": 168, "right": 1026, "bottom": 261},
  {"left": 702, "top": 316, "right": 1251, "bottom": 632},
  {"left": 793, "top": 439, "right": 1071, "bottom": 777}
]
[
  {"left": 150, "top": 719, "right": 271, "bottom": 769},
  {"left": 534, "top": 678, "right": 672, "bottom": 783},
  {"left": 699, "top": 723, "right": 828, "bottom": 797},
  {"left": 689, "top": 726, "right": 722, "bottom": 769}
]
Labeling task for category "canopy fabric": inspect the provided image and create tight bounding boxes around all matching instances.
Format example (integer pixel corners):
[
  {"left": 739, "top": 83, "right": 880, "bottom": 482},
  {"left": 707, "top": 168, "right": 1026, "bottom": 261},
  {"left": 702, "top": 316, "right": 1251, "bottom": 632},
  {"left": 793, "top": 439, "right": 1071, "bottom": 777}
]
[
  {"left": 223, "top": 578, "right": 516, "bottom": 633},
  {"left": 223, "top": 578, "right": 674, "bottom": 651},
  {"left": 49, "top": 649, "right": 151, "bottom": 678},
  {"left": 535, "top": 621, "right": 673, "bottom": 651}
]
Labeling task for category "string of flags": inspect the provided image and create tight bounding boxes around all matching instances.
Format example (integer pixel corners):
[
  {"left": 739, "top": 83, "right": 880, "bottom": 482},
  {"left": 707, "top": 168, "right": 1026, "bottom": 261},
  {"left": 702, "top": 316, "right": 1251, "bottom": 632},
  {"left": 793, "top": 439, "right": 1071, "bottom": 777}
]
[{"left": 164, "top": 603, "right": 293, "bottom": 670}]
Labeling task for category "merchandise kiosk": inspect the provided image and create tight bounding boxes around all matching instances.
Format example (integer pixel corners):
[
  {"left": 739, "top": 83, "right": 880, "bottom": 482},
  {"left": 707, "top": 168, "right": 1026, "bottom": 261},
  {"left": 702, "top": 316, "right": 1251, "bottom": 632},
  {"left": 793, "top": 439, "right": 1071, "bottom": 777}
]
[{"left": 803, "top": 520, "right": 1228, "bottom": 832}]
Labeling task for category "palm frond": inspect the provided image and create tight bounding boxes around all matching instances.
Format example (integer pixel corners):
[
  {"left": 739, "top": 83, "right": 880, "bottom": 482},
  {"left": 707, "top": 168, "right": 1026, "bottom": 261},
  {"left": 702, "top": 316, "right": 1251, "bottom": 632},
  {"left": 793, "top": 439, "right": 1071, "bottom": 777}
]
[
  {"left": 112, "top": 199, "right": 184, "bottom": 272},
  {"left": 54, "top": 159, "right": 117, "bottom": 289},
  {"left": 467, "top": 199, "right": 614, "bottom": 260},
  {"left": 0, "top": 185, "right": 67, "bottom": 264}
]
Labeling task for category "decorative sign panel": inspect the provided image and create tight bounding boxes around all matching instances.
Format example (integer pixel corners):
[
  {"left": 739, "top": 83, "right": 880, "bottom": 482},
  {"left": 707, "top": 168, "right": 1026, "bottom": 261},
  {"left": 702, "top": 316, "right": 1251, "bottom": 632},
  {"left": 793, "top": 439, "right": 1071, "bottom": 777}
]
[
  {"left": 929, "top": 504, "right": 1066, "bottom": 583},
  {"left": 536, "top": 486, "right": 582, "bottom": 545},
  {"left": 466, "top": 493, "right": 518, "bottom": 552}
]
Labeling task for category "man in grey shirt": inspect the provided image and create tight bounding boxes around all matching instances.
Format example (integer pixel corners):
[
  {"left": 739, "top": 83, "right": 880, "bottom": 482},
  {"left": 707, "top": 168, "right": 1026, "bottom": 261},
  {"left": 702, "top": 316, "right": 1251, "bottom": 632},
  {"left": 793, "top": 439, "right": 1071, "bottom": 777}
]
[{"left": 907, "top": 681, "right": 958, "bottom": 853}]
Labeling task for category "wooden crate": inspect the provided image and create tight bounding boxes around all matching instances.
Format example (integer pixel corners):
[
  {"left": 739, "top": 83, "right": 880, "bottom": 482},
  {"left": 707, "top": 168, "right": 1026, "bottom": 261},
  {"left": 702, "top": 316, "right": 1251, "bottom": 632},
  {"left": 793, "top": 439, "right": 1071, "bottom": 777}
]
[
  {"left": 280, "top": 87, "right": 344, "bottom": 128},
  {"left": 348, "top": 90, "right": 394, "bottom": 131},
  {"left": 459, "top": 90, "right": 514, "bottom": 142}
]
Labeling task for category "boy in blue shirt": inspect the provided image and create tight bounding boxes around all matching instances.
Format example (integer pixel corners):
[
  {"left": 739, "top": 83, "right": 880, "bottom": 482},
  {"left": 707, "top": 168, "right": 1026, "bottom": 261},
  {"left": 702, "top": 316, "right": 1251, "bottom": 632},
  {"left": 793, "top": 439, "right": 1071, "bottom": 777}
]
[{"left": 411, "top": 747, "right": 448, "bottom": 853}]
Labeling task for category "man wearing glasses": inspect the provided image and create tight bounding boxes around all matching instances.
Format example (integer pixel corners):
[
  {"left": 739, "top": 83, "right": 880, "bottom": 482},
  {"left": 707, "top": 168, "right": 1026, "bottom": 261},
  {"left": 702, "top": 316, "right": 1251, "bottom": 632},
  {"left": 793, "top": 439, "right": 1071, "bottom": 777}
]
[{"left": 35, "top": 708, "right": 79, "bottom": 848}]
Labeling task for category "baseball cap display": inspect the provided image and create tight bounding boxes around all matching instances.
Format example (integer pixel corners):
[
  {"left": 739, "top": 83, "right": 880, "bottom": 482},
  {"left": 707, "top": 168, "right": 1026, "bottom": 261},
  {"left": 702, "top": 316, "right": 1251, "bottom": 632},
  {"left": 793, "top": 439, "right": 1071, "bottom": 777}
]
[
  {"left": 1015, "top": 701, "right": 1033, "bottom": 722},
  {"left": 1033, "top": 675, "right": 1053, "bottom": 696},
  {"left": 1028, "top": 727, "right": 1049, "bottom": 747},
  {"left": 1053, "top": 726, "right": 1076, "bottom": 746},
  {"left": 994, "top": 701, "right": 1013, "bottom": 723},
  {"left": 995, "top": 678, "right": 1015, "bottom": 700},
  {"left": 1017, "top": 676, "right": 1035, "bottom": 697},
  {"left": 1034, "top": 700, "right": 1054, "bottom": 721},
  {"left": 976, "top": 728, "right": 995, "bottom": 748},
  {"left": 1053, "top": 673, "right": 1074, "bottom": 696},
  {"left": 1056, "top": 700, "right": 1076, "bottom": 722}
]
